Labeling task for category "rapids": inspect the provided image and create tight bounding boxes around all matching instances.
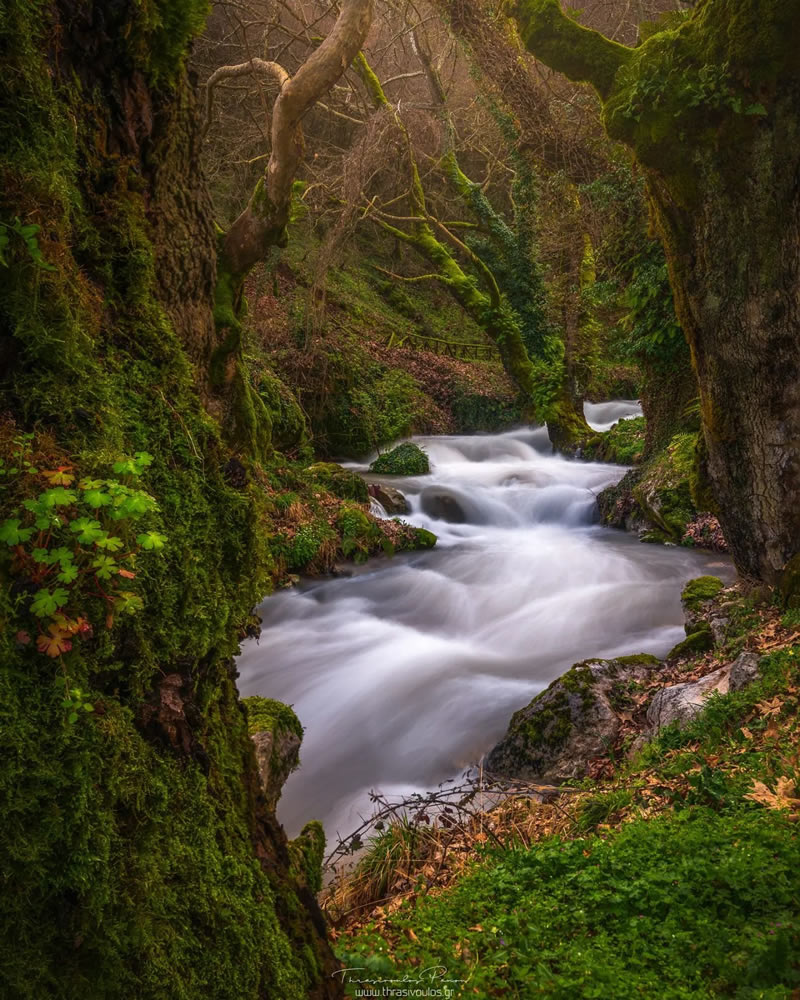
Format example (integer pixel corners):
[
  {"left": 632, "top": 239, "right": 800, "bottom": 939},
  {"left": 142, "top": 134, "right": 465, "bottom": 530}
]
[{"left": 237, "top": 402, "right": 730, "bottom": 837}]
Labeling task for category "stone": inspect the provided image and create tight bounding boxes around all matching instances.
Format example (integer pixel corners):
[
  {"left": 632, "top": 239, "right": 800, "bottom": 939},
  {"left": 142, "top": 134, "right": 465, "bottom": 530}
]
[
  {"left": 486, "top": 655, "right": 660, "bottom": 783},
  {"left": 646, "top": 666, "right": 729, "bottom": 732},
  {"left": 369, "top": 483, "right": 410, "bottom": 515},
  {"left": 728, "top": 651, "right": 763, "bottom": 691},
  {"left": 419, "top": 488, "right": 466, "bottom": 523}
]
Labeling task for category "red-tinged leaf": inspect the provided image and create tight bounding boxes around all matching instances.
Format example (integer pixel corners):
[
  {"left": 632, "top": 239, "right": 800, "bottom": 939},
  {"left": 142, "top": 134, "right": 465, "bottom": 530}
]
[
  {"left": 36, "top": 626, "right": 73, "bottom": 657},
  {"left": 118, "top": 568, "right": 136, "bottom": 579},
  {"left": 42, "top": 466, "right": 75, "bottom": 486},
  {"left": 16, "top": 630, "right": 31, "bottom": 645}
]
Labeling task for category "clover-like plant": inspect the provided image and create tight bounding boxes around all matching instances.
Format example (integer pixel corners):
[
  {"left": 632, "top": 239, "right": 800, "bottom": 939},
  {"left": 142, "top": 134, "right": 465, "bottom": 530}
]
[{"left": 2, "top": 450, "right": 167, "bottom": 656}]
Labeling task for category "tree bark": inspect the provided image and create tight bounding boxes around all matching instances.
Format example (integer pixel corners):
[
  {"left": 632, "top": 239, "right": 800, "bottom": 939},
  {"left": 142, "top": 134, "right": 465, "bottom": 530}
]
[
  {"left": 513, "top": 0, "right": 800, "bottom": 583},
  {"left": 219, "top": 0, "right": 374, "bottom": 281}
]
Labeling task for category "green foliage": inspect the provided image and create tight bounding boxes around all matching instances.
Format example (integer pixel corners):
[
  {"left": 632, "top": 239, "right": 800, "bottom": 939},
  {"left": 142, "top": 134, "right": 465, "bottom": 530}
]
[
  {"left": 346, "top": 644, "right": 800, "bottom": 996},
  {"left": 62, "top": 686, "right": 95, "bottom": 725},
  {"left": 1, "top": 460, "right": 167, "bottom": 651},
  {"left": 0, "top": 216, "right": 55, "bottom": 271},
  {"left": 345, "top": 807, "right": 800, "bottom": 997},
  {"left": 370, "top": 442, "right": 430, "bottom": 477},
  {"left": 349, "top": 371, "right": 426, "bottom": 457},
  {"left": 622, "top": 242, "right": 685, "bottom": 366},
  {"left": 584, "top": 416, "right": 646, "bottom": 465}
]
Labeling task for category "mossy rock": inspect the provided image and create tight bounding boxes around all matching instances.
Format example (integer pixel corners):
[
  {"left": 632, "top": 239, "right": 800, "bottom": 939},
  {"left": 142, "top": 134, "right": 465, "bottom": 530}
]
[
  {"left": 631, "top": 432, "right": 699, "bottom": 541},
  {"left": 681, "top": 575, "right": 725, "bottom": 611},
  {"left": 486, "top": 656, "right": 661, "bottom": 783},
  {"left": 244, "top": 697, "right": 303, "bottom": 811},
  {"left": 583, "top": 416, "right": 647, "bottom": 465},
  {"left": 408, "top": 527, "right": 437, "bottom": 550},
  {"left": 667, "top": 623, "right": 715, "bottom": 660},
  {"left": 255, "top": 369, "right": 311, "bottom": 456},
  {"left": 370, "top": 442, "right": 430, "bottom": 476},
  {"left": 305, "top": 462, "right": 369, "bottom": 503}
]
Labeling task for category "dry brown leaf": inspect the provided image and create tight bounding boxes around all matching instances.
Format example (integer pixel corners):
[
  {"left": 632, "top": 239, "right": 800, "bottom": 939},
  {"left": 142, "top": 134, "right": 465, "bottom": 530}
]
[{"left": 745, "top": 777, "right": 800, "bottom": 812}]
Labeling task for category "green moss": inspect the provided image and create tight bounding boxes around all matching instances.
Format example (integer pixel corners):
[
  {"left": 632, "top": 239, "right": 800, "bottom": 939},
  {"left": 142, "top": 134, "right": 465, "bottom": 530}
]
[
  {"left": 370, "top": 443, "right": 430, "bottom": 476},
  {"left": 515, "top": 0, "right": 633, "bottom": 100},
  {"left": 305, "top": 463, "right": 368, "bottom": 503},
  {"left": 408, "top": 527, "right": 436, "bottom": 550},
  {"left": 0, "top": 3, "right": 334, "bottom": 993},
  {"left": 289, "top": 821, "right": 326, "bottom": 895},
  {"left": 681, "top": 575, "right": 724, "bottom": 610},
  {"left": 243, "top": 697, "right": 303, "bottom": 742},
  {"left": 615, "top": 653, "right": 661, "bottom": 667},
  {"left": 583, "top": 416, "right": 646, "bottom": 465},
  {"left": 667, "top": 623, "right": 714, "bottom": 659}
]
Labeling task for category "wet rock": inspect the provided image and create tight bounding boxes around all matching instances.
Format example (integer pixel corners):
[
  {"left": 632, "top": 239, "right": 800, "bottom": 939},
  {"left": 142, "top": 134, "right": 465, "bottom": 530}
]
[
  {"left": 486, "top": 654, "right": 661, "bottom": 783},
  {"left": 420, "top": 488, "right": 466, "bottom": 523},
  {"left": 646, "top": 666, "right": 730, "bottom": 732},
  {"left": 369, "top": 483, "right": 410, "bottom": 515}
]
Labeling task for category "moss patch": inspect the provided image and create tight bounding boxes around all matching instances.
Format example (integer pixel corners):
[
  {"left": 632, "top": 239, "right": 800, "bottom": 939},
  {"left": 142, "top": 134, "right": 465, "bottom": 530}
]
[
  {"left": 370, "top": 443, "right": 430, "bottom": 476},
  {"left": 681, "top": 575, "right": 724, "bottom": 611}
]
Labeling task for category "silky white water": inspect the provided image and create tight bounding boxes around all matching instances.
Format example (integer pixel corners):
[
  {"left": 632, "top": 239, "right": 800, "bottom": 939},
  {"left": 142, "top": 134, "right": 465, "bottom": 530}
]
[{"left": 237, "top": 402, "right": 730, "bottom": 837}]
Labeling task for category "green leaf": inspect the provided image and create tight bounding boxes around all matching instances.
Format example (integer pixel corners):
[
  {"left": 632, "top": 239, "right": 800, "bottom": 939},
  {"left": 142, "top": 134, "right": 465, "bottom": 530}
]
[
  {"left": 115, "top": 591, "right": 144, "bottom": 615},
  {"left": 112, "top": 492, "right": 156, "bottom": 519},
  {"left": 42, "top": 486, "right": 77, "bottom": 507},
  {"left": 0, "top": 518, "right": 33, "bottom": 545},
  {"left": 134, "top": 451, "right": 153, "bottom": 468},
  {"left": 91, "top": 555, "right": 117, "bottom": 580},
  {"left": 83, "top": 702, "right": 94, "bottom": 712},
  {"left": 136, "top": 530, "right": 168, "bottom": 551},
  {"left": 70, "top": 518, "right": 106, "bottom": 544},
  {"left": 68, "top": 712, "right": 78, "bottom": 724},
  {"left": 745, "top": 102, "right": 767, "bottom": 116},
  {"left": 95, "top": 534, "right": 124, "bottom": 552},
  {"left": 82, "top": 488, "right": 112, "bottom": 509},
  {"left": 57, "top": 564, "right": 79, "bottom": 584},
  {"left": 30, "top": 587, "right": 70, "bottom": 617}
]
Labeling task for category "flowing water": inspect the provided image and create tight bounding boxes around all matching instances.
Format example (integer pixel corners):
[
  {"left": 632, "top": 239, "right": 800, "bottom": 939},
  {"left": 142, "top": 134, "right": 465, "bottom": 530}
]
[{"left": 237, "top": 402, "right": 730, "bottom": 837}]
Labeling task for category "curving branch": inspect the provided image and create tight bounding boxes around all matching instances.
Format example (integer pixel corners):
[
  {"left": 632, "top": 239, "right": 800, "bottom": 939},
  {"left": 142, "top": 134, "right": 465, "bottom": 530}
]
[
  {"left": 220, "top": 0, "right": 374, "bottom": 281},
  {"left": 203, "top": 59, "right": 290, "bottom": 140},
  {"left": 512, "top": 0, "right": 632, "bottom": 100}
]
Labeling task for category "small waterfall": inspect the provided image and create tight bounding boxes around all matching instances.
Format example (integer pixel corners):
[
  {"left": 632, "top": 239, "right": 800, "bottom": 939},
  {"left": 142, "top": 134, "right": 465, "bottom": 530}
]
[{"left": 237, "top": 403, "right": 731, "bottom": 836}]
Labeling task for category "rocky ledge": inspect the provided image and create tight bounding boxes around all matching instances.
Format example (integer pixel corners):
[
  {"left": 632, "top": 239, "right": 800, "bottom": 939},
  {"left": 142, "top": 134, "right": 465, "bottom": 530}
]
[{"left": 486, "top": 576, "right": 764, "bottom": 784}]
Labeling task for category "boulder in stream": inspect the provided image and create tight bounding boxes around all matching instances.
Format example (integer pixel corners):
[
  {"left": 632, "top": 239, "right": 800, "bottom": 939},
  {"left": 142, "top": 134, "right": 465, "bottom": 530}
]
[
  {"left": 370, "top": 442, "right": 429, "bottom": 476},
  {"left": 369, "top": 483, "right": 410, "bottom": 515},
  {"left": 485, "top": 654, "right": 661, "bottom": 783}
]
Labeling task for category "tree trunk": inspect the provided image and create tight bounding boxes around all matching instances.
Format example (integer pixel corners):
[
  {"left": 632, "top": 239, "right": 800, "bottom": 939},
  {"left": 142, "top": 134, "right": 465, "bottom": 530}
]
[
  {"left": 513, "top": 0, "right": 800, "bottom": 583},
  {"left": 0, "top": 3, "right": 342, "bottom": 995},
  {"left": 648, "top": 90, "right": 800, "bottom": 581}
]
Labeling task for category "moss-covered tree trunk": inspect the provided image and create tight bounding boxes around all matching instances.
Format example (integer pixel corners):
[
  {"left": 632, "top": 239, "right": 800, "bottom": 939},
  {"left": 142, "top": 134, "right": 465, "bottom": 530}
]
[
  {"left": 513, "top": 0, "right": 800, "bottom": 584},
  {"left": 0, "top": 2, "right": 342, "bottom": 996}
]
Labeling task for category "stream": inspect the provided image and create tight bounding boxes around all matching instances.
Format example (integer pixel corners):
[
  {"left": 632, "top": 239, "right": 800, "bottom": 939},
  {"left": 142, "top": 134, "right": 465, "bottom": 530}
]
[{"left": 237, "top": 402, "right": 730, "bottom": 838}]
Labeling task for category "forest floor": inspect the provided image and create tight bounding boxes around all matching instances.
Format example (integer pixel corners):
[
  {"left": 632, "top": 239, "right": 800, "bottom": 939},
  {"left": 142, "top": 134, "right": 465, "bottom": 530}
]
[{"left": 327, "top": 586, "right": 800, "bottom": 998}]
